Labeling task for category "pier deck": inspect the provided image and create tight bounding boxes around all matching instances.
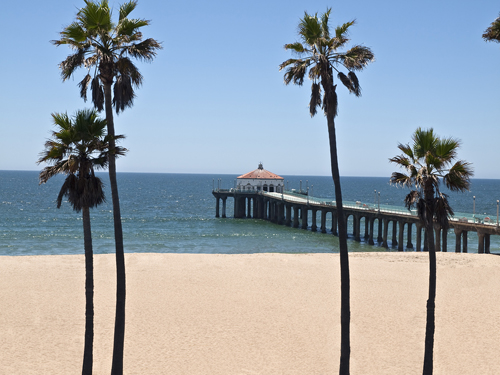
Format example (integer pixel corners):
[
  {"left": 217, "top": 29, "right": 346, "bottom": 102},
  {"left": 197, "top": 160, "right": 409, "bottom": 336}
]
[{"left": 212, "top": 189, "right": 500, "bottom": 253}]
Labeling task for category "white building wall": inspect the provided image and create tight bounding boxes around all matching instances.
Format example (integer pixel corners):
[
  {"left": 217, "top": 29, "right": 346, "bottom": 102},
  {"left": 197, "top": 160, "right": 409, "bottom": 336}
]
[{"left": 236, "top": 178, "right": 284, "bottom": 193}]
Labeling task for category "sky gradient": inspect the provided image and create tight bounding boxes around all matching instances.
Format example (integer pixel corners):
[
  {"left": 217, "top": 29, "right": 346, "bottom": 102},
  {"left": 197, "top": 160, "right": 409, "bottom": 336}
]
[{"left": 1, "top": 0, "right": 499, "bottom": 178}]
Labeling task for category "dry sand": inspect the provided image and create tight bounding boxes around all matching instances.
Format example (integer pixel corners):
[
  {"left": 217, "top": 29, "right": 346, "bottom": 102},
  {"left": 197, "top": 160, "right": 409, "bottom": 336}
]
[{"left": 1, "top": 252, "right": 499, "bottom": 374}]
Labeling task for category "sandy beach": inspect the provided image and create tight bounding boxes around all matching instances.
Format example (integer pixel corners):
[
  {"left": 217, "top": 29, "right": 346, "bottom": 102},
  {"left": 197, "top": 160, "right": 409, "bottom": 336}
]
[{"left": 1, "top": 252, "right": 499, "bottom": 374}]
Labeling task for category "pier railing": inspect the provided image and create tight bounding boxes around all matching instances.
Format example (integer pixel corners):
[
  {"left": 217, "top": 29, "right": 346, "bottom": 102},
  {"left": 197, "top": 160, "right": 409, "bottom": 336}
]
[
  {"left": 266, "top": 191, "right": 500, "bottom": 227},
  {"left": 213, "top": 188, "right": 500, "bottom": 227}
]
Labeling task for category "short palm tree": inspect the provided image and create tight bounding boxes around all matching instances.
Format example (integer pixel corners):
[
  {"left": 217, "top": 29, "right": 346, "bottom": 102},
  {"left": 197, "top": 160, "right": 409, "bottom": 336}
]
[
  {"left": 52, "top": 2, "right": 161, "bottom": 372},
  {"left": 38, "top": 109, "right": 125, "bottom": 375},
  {"left": 280, "top": 9, "right": 374, "bottom": 374},
  {"left": 483, "top": 14, "right": 500, "bottom": 43},
  {"left": 389, "top": 128, "right": 472, "bottom": 375}
]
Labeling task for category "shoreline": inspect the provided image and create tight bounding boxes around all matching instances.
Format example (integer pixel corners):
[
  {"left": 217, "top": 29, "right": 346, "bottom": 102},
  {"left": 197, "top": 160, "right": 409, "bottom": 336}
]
[{"left": 1, "top": 252, "right": 499, "bottom": 374}]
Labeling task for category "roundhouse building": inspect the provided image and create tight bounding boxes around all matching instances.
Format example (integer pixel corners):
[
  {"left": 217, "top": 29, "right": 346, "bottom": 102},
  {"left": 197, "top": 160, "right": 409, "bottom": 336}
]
[{"left": 236, "top": 163, "right": 284, "bottom": 193}]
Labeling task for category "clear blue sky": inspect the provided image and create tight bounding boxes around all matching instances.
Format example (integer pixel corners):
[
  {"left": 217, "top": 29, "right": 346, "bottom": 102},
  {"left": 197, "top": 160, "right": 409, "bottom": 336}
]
[{"left": 1, "top": 0, "right": 499, "bottom": 178}]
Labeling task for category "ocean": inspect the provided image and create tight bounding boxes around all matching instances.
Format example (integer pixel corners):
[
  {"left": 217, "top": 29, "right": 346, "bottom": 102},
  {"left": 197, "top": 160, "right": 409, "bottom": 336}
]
[{"left": 2, "top": 170, "right": 500, "bottom": 256}]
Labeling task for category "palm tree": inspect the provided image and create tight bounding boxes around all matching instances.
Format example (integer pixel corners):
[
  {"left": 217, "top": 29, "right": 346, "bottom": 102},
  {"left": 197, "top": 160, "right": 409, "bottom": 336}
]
[
  {"left": 483, "top": 14, "right": 500, "bottom": 43},
  {"left": 38, "top": 109, "right": 125, "bottom": 375},
  {"left": 280, "top": 9, "right": 374, "bottom": 374},
  {"left": 389, "top": 128, "right": 472, "bottom": 375},
  {"left": 52, "top": 2, "right": 161, "bottom": 372}
]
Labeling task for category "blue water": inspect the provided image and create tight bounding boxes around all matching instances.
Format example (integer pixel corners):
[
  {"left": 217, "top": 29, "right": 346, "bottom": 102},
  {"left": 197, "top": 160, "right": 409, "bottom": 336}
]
[{"left": 2, "top": 170, "right": 500, "bottom": 255}]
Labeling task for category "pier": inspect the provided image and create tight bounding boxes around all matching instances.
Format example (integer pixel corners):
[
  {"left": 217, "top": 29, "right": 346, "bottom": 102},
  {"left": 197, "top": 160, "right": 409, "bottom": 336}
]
[{"left": 212, "top": 188, "right": 500, "bottom": 253}]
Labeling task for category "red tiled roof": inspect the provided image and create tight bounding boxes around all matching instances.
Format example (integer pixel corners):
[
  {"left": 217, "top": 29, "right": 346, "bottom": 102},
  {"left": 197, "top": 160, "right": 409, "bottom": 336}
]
[{"left": 237, "top": 164, "right": 283, "bottom": 180}]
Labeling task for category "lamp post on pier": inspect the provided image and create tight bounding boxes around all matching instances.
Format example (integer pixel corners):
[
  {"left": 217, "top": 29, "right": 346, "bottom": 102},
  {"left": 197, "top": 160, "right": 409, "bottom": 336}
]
[
  {"left": 497, "top": 200, "right": 499, "bottom": 228},
  {"left": 378, "top": 192, "right": 381, "bottom": 212}
]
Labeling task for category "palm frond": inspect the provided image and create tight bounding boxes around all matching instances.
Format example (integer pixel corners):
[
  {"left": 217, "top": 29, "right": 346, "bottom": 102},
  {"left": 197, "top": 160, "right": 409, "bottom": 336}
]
[
  {"left": 38, "top": 161, "right": 66, "bottom": 183},
  {"left": 77, "top": 0, "right": 113, "bottom": 33},
  {"left": 51, "top": 112, "right": 72, "bottom": 130},
  {"left": 309, "top": 82, "right": 322, "bottom": 117},
  {"left": 59, "top": 49, "right": 86, "bottom": 81},
  {"left": 425, "top": 153, "right": 444, "bottom": 171},
  {"left": 389, "top": 155, "right": 411, "bottom": 169},
  {"left": 390, "top": 171, "right": 412, "bottom": 187},
  {"left": 279, "top": 58, "right": 299, "bottom": 71},
  {"left": 55, "top": 22, "right": 88, "bottom": 44},
  {"left": 483, "top": 14, "right": 500, "bottom": 42},
  {"left": 341, "top": 45, "right": 375, "bottom": 71},
  {"left": 331, "top": 20, "right": 354, "bottom": 50},
  {"left": 119, "top": 0, "right": 137, "bottom": 21},
  {"left": 435, "top": 137, "right": 459, "bottom": 164},
  {"left": 283, "top": 42, "right": 305, "bottom": 54},
  {"left": 397, "top": 143, "right": 414, "bottom": 160},
  {"left": 80, "top": 175, "right": 106, "bottom": 209},
  {"left": 283, "top": 60, "right": 308, "bottom": 85},
  {"left": 84, "top": 54, "right": 99, "bottom": 67},
  {"left": 116, "top": 57, "right": 143, "bottom": 86},
  {"left": 113, "top": 74, "right": 135, "bottom": 113},
  {"left": 434, "top": 193, "right": 453, "bottom": 227},
  {"left": 337, "top": 72, "right": 354, "bottom": 92},
  {"left": 416, "top": 198, "right": 426, "bottom": 222},
  {"left": 298, "top": 12, "right": 322, "bottom": 45},
  {"left": 404, "top": 190, "right": 420, "bottom": 209},
  {"left": 78, "top": 74, "right": 92, "bottom": 101},
  {"left": 57, "top": 174, "right": 78, "bottom": 209},
  {"left": 308, "top": 64, "right": 321, "bottom": 80},
  {"left": 91, "top": 76, "right": 104, "bottom": 111},
  {"left": 413, "top": 128, "right": 437, "bottom": 158},
  {"left": 335, "top": 20, "right": 355, "bottom": 40},
  {"left": 348, "top": 71, "right": 361, "bottom": 96},
  {"left": 116, "top": 18, "right": 150, "bottom": 37},
  {"left": 320, "top": 8, "right": 332, "bottom": 39},
  {"left": 125, "top": 38, "right": 161, "bottom": 61},
  {"left": 443, "top": 161, "right": 473, "bottom": 192}
]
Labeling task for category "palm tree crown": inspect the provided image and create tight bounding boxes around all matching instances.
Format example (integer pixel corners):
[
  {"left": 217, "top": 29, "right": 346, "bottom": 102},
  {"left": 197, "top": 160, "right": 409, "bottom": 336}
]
[
  {"left": 279, "top": 8, "right": 374, "bottom": 118},
  {"left": 52, "top": 0, "right": 162, "bottom": 113},
  {"left": 38, "top": 108, "right": 125, "bottom": 209},
  {"left": 389, "top": 128, "right": 473, "bottom": 227},
  {"left": 483, "top": 14, "right": 500, "bottom": 43}
]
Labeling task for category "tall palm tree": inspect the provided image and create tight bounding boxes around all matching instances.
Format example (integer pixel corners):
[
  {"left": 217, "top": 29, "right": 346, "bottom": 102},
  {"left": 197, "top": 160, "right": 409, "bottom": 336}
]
[
  {"left": 483, "top": 14, "right": 500, "bottom": 43},
  {"left": 280, "top": 9, "right": 374, "bottom": 374},
  {"left": 390, "top": 128, "right": 472, "bottom": 375},
  {"left": 38, "top": 109, "right": 125, "bottom": 375},
  {"left": 52, "top": 2, "right": 161, "bottom": 372}
]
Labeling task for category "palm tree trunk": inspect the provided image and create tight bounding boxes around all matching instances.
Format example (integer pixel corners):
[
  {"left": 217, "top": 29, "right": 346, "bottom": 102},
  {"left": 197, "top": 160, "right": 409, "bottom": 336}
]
[
  {"left": 327, "top": 115, "right": 350, "bottom": 375},
  {"left": 423, "top": 186, "right": 436, "bottom": 375},
  {"left": 103, "top": 81, "right": 126, "bottom": 375},
  {"left": 82, "top": 206, "right": 94, "bottom": 375}
]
